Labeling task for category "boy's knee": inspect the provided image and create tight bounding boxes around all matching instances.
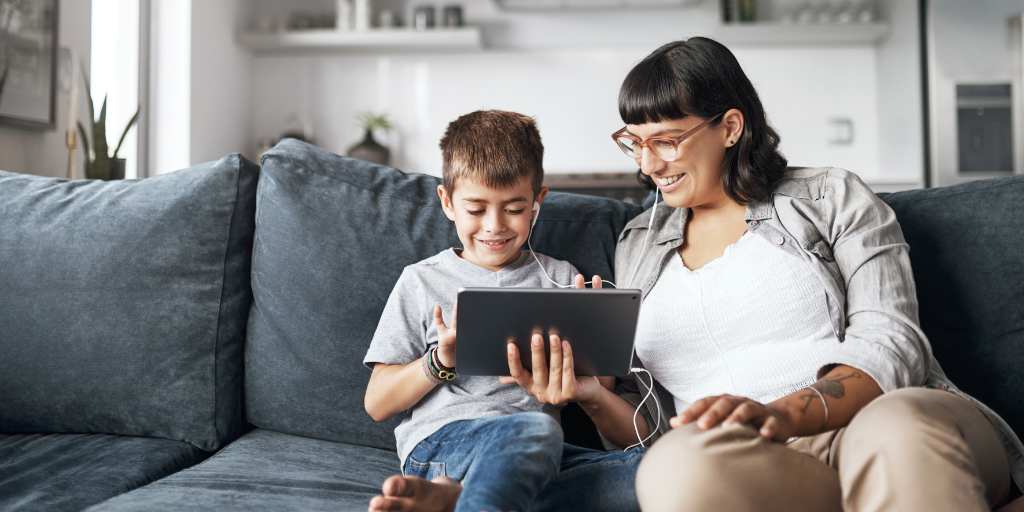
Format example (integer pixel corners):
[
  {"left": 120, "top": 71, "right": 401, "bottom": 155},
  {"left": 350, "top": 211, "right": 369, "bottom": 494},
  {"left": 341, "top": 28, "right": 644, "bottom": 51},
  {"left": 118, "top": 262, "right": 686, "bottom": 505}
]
[{"left": 511, "top": 412, "right": 563, "bottom": 440}]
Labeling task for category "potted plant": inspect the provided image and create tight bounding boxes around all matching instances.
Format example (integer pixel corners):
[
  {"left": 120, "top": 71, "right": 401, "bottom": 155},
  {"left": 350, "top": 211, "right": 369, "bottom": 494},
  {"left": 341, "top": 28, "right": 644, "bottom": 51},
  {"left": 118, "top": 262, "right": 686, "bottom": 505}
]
[
  {"left": 346, "top": 112, "right": 392, "bottom": 166},
  {"left": 76, "top": 65, "right": 139, "bottom": 180}
]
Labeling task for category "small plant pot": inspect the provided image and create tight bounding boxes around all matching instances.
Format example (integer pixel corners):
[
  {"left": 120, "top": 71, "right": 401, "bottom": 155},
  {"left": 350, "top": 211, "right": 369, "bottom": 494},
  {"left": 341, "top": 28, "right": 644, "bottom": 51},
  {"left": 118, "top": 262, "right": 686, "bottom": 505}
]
[
  {"left": 109, "top": 158, "right": 126, "bottom": 180},
  {"left": 346, "top": 129, "right": 391, "bottom": 166}
]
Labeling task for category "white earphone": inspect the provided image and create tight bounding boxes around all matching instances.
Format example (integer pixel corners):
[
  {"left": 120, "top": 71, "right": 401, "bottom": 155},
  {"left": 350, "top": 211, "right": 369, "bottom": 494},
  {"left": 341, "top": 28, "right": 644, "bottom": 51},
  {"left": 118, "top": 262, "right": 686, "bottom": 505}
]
[
  {"left": 526, "top": 200, "right": 617, "bottom": 288},
  {"left": 527, "top": 192, "right": 664, "bottom": 451}
]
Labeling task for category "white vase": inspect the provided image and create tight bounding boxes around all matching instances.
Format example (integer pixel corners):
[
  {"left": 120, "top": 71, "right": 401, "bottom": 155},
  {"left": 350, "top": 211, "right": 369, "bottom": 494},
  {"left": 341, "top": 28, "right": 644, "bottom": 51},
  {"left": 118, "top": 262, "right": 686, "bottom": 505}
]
[
  {"left": 336, "top": 0, "right": 353, "bottom": 31},
  {"left": 354, "top": 0, "right": 370, "bottom": 31}
]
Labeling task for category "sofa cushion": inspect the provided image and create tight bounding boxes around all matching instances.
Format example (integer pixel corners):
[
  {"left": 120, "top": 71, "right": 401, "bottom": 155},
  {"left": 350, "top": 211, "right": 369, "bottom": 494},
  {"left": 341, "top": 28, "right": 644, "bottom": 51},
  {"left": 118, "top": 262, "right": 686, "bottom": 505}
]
[
  {"left": 87, "top": 429, "right": 397, "bottom": 511},
  {"left": 245, "top": 139, "right": 641, "bottom": 450},
  {"left": 0, "top": 433, "right": 207, "bottom": 512},
  {"left": 880, "top": 176, "right": 1024, "bottom": 436},
  {"left": 0, "top": 155, "right": 258, "bottom": 451}
]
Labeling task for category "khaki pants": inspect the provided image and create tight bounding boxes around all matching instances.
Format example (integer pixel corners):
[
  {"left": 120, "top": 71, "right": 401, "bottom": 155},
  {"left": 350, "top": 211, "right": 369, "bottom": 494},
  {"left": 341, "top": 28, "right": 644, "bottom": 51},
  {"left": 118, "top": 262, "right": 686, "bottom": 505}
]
[{"left": 636, "top": 388, "right": 1012, "bottom": 511}]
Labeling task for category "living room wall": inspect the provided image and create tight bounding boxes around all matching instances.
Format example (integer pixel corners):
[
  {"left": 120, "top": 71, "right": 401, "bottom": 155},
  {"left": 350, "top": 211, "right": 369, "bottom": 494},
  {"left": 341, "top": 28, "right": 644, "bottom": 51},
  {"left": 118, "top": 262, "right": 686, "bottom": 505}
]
[{"left": 0, "top": 0, "right": 91, "bottom": 177}]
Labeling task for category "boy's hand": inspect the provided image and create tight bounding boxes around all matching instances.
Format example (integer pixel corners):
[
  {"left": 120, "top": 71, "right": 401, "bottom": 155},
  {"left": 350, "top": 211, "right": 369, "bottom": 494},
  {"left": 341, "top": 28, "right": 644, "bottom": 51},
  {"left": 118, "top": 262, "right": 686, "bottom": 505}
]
[
  {"left": 499, "top": 274, "right": 613, "bottom": 406},
  {"left": 501, "top": 335, "right": 611, "bottom": 406},
  {"left": 433, "top": 304, "right": 457, "bottom": 368}
]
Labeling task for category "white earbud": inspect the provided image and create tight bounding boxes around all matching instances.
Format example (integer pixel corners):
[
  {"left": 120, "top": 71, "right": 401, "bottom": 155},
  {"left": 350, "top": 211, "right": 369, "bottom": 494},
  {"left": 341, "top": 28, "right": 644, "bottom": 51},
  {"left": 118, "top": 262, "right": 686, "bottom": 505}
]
[{"left": 531, "top": 201, "right": 540, "bottom": 228}]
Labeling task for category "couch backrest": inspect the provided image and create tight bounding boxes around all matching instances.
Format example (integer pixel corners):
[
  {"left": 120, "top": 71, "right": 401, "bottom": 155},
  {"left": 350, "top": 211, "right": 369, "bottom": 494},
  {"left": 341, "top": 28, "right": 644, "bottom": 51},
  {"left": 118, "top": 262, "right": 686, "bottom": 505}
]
[
  {"left": 0, "top": 155, "right": 258, "bottom": 451},
  {"left": 245, "top": 139, "right": 641, "bottom": 450},
  {"left": 881, "top": 176, "right": 1024, "bottom": 436}
]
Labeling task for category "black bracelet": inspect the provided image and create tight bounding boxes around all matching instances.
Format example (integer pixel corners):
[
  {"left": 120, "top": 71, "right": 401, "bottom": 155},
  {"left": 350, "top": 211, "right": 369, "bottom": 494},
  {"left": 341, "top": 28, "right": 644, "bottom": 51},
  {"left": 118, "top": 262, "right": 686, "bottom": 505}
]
[
  {"left": 428, "top": 346, "right": 457, "bottom": 382},
  {"left": 422, "top": 350, "right": 444, "bottom": 384}
]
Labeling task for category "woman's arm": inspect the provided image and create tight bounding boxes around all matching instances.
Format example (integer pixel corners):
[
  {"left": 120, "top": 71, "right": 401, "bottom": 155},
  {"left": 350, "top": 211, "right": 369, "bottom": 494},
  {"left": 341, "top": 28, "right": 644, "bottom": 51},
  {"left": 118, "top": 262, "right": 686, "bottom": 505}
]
[{"left": 675, "top": 364, "right": 882, "bottom": 440}]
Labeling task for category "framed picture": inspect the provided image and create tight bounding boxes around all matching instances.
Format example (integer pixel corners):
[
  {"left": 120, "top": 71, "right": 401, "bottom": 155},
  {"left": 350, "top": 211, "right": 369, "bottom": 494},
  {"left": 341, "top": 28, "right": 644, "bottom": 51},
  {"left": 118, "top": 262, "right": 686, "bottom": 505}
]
[{"left": 0, "top": 0, "right": 59, "bottom": 129}]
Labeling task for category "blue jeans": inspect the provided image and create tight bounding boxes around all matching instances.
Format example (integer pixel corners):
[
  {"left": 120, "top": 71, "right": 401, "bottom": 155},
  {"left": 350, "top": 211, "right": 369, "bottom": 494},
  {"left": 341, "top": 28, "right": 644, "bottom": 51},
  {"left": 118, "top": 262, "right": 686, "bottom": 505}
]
[{"left": 403, "top": 412, "right": 643, "bottom": 512}]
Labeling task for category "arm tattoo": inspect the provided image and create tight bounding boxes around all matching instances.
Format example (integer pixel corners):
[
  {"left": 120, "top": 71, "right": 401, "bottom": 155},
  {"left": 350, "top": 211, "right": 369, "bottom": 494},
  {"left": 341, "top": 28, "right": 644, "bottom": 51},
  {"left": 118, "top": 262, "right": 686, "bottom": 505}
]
[
  {"left": 811, "top": 371, "right": 863, "bottom": 399},
  {"left": 798, "top": 392, "right": 816, "bottom": 413}
]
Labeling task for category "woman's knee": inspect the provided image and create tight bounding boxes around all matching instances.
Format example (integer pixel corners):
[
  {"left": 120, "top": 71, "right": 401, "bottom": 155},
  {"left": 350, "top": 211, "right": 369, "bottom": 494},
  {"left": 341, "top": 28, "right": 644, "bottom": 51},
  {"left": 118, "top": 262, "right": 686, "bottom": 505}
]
[
  {"left": 844, "top": 387, "right": 952, "bottom": 443},
  {"left": 840, "top": 387, "right": 973, "bottom": 469},
  {"left": 635, "top": 425, "right": 753, "bottom": 512}
]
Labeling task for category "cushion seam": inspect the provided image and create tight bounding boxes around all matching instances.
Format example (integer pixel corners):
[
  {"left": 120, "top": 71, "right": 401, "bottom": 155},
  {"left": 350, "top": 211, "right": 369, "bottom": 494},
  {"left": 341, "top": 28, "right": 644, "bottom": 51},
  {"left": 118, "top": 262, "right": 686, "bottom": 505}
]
[{"left": 210, "top": 156, "right": 244, "bottom": 450}]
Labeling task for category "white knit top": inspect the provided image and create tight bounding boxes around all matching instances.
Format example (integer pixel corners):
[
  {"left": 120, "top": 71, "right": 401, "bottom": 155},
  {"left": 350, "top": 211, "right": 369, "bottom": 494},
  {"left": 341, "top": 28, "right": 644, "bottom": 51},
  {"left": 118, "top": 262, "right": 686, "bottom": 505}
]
[{"left": 634, "top": 231, "right": 845, "bottom": 414}]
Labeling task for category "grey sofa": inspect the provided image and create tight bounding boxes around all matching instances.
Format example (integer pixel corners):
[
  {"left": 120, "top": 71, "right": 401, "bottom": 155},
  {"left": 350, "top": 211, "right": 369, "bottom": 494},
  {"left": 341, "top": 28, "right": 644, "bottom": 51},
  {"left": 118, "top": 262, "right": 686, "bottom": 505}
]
[{"left": 0, "top": 139, "right": 1021, "bottom": 511}]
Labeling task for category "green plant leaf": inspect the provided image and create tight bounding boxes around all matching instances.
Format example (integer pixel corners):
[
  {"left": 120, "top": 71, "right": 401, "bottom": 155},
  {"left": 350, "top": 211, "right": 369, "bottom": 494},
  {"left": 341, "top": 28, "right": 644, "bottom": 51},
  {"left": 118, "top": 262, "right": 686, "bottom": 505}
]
[
  {"left": 112, "top": 107, "right": 140, "bottom": 159},
  {"left": 94, "top": 95, "right": 109, "bottom": 160}
]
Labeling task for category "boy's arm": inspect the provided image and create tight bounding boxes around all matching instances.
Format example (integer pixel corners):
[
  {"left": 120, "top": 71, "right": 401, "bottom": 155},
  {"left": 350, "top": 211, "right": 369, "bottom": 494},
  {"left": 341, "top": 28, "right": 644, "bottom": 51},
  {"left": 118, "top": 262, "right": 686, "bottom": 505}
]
[
  {"left": 365, "top": 304, "right": 457, "bottom": 422},
  {"left": 364, "top": 358, "right": 440, "bottom": 422}
]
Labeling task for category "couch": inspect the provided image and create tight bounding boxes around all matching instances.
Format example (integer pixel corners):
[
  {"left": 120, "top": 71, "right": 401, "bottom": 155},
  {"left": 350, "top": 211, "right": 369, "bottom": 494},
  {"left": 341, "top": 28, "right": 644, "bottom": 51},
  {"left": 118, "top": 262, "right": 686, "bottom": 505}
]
[{"left": 1, "top": 139, "right": 1021, "bottom": 511}]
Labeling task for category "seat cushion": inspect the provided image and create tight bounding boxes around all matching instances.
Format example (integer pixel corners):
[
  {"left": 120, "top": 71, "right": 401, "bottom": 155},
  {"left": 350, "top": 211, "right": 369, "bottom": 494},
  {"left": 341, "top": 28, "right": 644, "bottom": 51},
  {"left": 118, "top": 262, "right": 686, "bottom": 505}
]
[
  {"left": 87, "top": 429, "right": 398, "bottom": 511},
  {"left": 0, "top": 433, "right": 208, "bottom": 512},
  {"left": 245, "top": 139, "right": 641, "bottom": 450},
  {"left": 0, "top": 155, "right": 258, "bottom": 450},
  {"left": 880, "top": 176, "right": 1024, "bottom": 436}
]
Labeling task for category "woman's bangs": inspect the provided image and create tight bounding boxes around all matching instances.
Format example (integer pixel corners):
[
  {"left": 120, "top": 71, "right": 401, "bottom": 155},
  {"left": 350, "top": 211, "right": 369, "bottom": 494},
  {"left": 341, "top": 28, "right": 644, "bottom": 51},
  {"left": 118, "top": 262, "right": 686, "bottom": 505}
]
[{"left": 618, "top": 57, "right": 689, "bottom": 125}]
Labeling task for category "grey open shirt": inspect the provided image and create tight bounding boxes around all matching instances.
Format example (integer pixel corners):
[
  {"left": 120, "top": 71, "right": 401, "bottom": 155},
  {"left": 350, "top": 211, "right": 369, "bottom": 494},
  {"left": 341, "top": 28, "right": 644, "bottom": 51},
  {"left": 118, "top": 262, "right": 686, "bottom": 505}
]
[{"left": 613, "top": 166, "right": 1024, "bottom": 492}]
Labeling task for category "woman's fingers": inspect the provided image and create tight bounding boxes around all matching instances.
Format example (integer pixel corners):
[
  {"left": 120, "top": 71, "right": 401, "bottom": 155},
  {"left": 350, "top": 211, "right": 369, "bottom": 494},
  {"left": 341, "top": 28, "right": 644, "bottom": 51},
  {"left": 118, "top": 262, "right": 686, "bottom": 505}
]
[
  {"left": 592, "top": 275, "right": 602, "bottom": 289},
  {"left": 760, "top": 415, "right": 780, "bottom": 440},
  {"left": 697, "top": 396, "right": 741, "bottom": 430},
  {"left": 574, "top": 274, "right": 586, "bottom": 289},
  {"left": 724, "top": 401, "right": 765, "bottom": 426},
  {"left": 679, "top": 396, "right": 717, "bottom": 424}
]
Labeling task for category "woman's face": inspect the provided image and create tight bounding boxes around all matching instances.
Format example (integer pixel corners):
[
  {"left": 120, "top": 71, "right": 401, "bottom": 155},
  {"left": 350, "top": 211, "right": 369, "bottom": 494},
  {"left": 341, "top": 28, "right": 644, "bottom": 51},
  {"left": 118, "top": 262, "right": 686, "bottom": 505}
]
[{"left": 625, "top": 110, "right": 742, "bottom": 210}]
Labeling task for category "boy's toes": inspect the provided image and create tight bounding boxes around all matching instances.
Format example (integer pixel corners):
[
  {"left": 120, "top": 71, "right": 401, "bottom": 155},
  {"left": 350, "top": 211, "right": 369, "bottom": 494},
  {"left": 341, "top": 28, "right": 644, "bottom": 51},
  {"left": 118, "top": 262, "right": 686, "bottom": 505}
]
[
  {"left": 369, "top": 495, "right": 414, "bottom": 512},
  {"left": 382, "top": 475, "right": 416, "bottom": 497}
]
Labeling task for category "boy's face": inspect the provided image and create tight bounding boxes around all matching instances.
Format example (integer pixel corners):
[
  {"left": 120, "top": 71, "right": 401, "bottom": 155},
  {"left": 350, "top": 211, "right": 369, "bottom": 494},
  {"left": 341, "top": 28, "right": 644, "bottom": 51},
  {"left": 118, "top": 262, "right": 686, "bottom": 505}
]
[{"left": 438, "top": 175, "right": 548, "bottom": 272}]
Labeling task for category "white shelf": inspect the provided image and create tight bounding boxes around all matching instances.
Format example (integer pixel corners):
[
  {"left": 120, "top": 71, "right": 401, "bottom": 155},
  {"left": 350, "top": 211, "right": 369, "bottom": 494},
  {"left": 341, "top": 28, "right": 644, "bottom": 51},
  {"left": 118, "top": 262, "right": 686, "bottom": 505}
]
[
  {"left": 237, "top": 28, "right": 483, "bottom": 54},
  {"left": 712, "top": 22, "right": 890, "bottom": 46}
]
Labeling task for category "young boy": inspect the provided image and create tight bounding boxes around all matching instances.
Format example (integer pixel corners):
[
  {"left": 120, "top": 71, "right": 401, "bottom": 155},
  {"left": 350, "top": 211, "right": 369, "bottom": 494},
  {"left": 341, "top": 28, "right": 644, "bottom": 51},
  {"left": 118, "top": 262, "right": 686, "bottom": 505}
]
[{"left": 363, "top": 111, "right": 641, "bottom": 512}]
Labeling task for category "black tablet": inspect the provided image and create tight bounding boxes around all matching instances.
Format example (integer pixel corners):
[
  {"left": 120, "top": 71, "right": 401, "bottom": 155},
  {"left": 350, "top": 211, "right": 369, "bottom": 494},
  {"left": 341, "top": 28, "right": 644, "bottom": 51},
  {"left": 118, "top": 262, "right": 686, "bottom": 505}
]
[{"left": 455, "top": 287, "right": 641, "bottom": 377}]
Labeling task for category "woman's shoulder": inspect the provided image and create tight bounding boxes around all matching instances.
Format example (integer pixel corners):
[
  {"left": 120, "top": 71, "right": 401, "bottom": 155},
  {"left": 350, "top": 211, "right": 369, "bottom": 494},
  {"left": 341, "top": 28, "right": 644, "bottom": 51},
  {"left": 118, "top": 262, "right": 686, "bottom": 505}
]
[{"left": 773, "top": 166, "right": 875, "bottom": 202}]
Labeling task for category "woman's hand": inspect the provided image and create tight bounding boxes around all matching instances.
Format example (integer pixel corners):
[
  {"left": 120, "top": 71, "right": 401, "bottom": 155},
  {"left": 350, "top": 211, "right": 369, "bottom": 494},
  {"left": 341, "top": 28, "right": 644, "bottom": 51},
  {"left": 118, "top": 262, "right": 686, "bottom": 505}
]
[
  {"left": 498, "top": 274, "right": 613, "bottom": 406},
  {"left": 672, "top": 394, "right": 798, "bottom": 442}
]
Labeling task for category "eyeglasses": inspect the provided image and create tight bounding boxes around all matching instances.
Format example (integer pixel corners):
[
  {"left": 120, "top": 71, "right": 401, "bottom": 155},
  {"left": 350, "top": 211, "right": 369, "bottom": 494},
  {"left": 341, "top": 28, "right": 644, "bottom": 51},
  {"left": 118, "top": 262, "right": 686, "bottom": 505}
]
[{"left": 611, "top": 112, "right": 725, "bottom": 162}]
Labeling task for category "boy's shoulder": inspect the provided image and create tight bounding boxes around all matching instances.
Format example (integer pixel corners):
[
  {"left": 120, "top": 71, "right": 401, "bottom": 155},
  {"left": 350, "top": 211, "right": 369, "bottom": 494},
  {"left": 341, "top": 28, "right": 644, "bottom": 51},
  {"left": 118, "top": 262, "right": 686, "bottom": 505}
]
[{"left": 528, "top": 251, "right": 578, "bottom": 279}]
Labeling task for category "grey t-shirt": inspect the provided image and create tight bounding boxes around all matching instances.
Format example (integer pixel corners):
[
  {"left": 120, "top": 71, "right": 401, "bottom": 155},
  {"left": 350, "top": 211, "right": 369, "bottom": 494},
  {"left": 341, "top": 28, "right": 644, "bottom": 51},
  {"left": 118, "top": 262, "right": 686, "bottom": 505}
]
[{"left": 363, "top": 248, "right": 578, "bottom": 465}]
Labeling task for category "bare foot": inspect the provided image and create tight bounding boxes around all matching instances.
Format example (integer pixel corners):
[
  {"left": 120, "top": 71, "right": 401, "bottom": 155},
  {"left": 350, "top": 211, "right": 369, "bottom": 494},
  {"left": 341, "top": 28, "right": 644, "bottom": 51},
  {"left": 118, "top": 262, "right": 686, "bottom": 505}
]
[{"left": 368, "top": 474, "right": 462, "bottom": 512}]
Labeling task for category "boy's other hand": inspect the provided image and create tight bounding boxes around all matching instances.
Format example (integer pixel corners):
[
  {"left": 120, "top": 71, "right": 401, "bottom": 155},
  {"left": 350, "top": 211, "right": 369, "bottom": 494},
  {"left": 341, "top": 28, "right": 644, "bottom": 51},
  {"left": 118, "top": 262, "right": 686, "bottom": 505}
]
[
  {"left": 433, "top": 304, "right": 457, "bottom": 368},
  {"left": 573, "top": 273, "right": 603, "bottom": 289}
]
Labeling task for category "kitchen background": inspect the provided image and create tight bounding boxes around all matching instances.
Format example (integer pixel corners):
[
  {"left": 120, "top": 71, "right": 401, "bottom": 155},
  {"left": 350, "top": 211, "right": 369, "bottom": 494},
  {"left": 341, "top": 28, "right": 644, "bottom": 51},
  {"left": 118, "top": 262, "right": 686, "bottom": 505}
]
[{"left": 0, "top": 0, "right": 1021, "bottom": 197}]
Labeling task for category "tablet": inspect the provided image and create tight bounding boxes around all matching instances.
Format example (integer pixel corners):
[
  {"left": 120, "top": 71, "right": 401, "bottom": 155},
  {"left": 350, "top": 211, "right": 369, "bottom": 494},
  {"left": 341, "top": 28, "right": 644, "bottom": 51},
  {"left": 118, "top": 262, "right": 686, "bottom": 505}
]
[{"left": 455, "top": 287, "right": 642, "bottom": 377}]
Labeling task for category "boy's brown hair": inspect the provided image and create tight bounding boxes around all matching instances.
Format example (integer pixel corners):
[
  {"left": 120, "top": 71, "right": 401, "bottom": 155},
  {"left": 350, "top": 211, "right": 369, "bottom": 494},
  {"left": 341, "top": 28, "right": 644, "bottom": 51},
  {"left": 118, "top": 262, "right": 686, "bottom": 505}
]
[{"left": 439, "top": 110, "right": 544, "bottom": 195}]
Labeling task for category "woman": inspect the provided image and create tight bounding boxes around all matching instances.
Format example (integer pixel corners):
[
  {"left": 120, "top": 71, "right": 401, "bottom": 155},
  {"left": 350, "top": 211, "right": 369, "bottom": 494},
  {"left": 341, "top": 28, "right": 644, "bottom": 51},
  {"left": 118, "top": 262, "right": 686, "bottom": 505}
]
[{"left": 506, "top": 37, "right": 1023, "bottom": 511}]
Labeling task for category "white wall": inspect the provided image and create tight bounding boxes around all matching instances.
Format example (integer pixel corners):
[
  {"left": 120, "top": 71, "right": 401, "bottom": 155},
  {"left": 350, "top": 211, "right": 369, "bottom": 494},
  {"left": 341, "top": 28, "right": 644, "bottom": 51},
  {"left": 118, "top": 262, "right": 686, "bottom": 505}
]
[
  {"left": 245, "top": 0, "right": 920, "bottom": 187},
  {"left": 876, "top": 0, "right": 924, "bottom": 187},
  {"left": 189, "top": 0, "right": 251, "bottom": 166},
  {"left": 0, "top": 0, "right": 91, "bottom": 177},
  {"left": 927, "top": 0, "right": 1024, "bottom": 186},
  {"left": 149, "top": 0, "right": 191, "bottom": 174}
]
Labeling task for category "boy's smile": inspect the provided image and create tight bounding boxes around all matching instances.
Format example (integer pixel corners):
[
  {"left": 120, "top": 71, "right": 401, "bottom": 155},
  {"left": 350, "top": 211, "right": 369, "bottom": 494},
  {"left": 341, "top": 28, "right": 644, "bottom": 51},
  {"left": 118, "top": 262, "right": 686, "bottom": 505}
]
[{"left": 438, "top": 176, "right": 548, "bottom": 272}]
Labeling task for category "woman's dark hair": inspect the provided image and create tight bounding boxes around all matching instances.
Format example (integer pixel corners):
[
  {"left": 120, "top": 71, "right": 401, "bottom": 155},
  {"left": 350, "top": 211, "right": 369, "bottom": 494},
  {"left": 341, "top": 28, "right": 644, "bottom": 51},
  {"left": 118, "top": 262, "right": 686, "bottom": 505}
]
[{"left": 618, "top": 37, "right": 787, "bottom": 204}]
